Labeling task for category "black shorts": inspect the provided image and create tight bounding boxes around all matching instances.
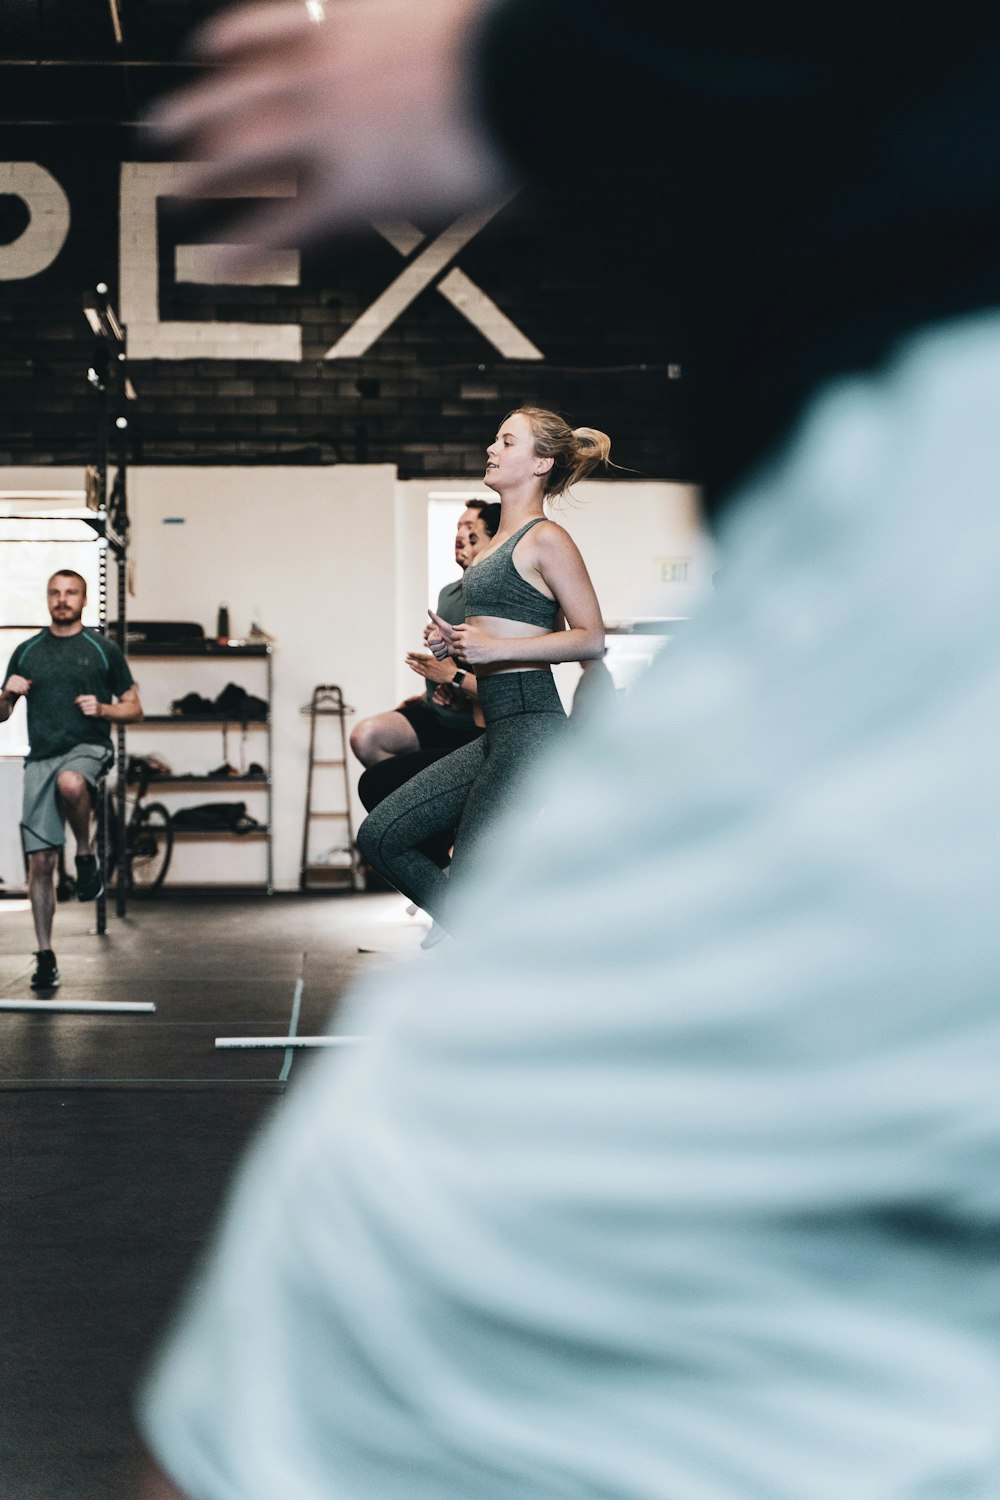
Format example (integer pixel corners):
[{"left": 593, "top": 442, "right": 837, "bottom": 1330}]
[{"left": 395, "top": 700, "right": 483, "bottom": 752}]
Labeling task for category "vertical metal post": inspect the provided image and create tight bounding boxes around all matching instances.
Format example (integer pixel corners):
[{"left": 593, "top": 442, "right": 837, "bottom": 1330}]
[
  {"left": 95, "top": 778, "right": 109, "bottom": 934},
  {"left": 84, "top": 284, "right": 132, "bottom": 928},
  {"left": 96, "top": 540, "right": 110, "bottom": 930},
  {"left": 95, "top": 401, "right": 110, "bottom": 936},
  {"left": 266, "top": 647, "right": 273, "bottom": 894},
  {"left": 114, "top": 446, "right": 129, "bottom": 919},
  {"left": 115, "top": 570, "right": 128, "bottom": 915}
]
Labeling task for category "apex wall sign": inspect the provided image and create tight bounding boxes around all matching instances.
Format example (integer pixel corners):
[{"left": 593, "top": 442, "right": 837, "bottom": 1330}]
[
  {"left": 0, "top": 148, "right": 692, "bottom": 479},
  {"left": 1, "top": 160, "right": 543, "bottom": 362}
]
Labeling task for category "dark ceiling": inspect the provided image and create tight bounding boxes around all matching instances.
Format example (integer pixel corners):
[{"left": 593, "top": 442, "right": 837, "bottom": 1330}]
[{"left": 2, "top": 0, "right": 220, "bottom": 124}]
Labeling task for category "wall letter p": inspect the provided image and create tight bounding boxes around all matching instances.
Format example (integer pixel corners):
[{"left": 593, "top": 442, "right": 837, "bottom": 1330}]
[{"left": 0, "top": 164, "right": 70, "bottom": 281}]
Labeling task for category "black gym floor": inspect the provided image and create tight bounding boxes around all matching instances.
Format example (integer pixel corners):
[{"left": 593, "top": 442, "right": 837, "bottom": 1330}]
[{"left": 0, "top": 890, "right": 418, "bottom": 1500}]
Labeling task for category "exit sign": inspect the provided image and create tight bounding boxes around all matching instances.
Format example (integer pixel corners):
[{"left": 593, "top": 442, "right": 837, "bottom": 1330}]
[{"left": 659, "top": 557, "right": 692, "bottom": 584}]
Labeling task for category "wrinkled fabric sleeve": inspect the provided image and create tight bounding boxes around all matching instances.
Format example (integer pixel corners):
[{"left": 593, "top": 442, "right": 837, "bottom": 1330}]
[{"left": 140, "top": 317, "right": 1000, "bottom": 1500}]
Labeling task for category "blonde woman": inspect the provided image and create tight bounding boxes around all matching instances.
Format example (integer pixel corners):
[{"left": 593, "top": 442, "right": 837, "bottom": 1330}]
[{"left": 357, "top": 407, "right": 609, "bottom": 930}]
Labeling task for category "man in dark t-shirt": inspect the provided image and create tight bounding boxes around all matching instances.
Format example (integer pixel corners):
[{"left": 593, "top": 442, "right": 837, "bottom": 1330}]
[
  {"left": 0, "top": 569, "right": 143, "bottom": 990},
  {"left": 349, "top": 502, "right": 491, "bottom": 766}
]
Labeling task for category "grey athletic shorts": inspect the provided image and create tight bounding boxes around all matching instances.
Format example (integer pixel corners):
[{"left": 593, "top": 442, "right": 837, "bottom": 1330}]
[{"left": 21, "top": 744, "right": 113, "bottom": 855}]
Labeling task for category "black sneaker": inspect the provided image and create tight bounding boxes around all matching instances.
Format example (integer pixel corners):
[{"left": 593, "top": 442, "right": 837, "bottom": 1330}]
[
  {"left": 75, "top": 854, "right": 103, "bottom": 902},
  {"left": 30, "top": 950, "right": 60, "bottom": 990}
]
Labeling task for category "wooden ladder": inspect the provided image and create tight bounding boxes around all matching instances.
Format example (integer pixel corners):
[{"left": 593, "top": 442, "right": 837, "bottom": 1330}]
[{"left": 299, "top": 685, "right": 363, "bottom": 891}]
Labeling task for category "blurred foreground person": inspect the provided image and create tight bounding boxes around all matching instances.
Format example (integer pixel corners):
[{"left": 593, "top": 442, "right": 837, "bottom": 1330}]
[{"left": 141, "top": 7, "right": 1000, "bottom": 1499}]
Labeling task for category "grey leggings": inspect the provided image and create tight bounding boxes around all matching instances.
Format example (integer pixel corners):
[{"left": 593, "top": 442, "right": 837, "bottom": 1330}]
[{"left": 356, "top": 671, "right": 566, "bottom": 929}]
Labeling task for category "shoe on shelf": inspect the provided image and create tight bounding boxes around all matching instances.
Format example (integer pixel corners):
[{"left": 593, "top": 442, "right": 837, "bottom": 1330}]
[
  {"left": 30, "top": 950, "right": 60, "bottom": 990},
  {"left": 213, "top": 683, "right": 268, "bottom": 721},
  {"left": 75, "top": 854, "right": 104, "bottom": 902},
  {"left": 170, "top": 692, "right": 216, "bottom": 717}
]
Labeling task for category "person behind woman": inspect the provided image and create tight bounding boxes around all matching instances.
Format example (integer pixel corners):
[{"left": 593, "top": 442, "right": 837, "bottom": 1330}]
[
  {"left": 356, "top": 406, "right": 608, "bottom": 930},
  {"left": 356, "top": 501, "right": 501, "bottom": 875}
]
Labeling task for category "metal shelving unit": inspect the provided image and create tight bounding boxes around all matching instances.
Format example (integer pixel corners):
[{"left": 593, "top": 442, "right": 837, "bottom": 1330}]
[{"left": 125, "top": 643, "right": 274, "bottom": 893}]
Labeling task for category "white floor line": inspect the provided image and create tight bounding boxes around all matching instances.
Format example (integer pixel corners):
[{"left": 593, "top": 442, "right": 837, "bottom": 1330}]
[
  {"left": 215, "top": 1035, "right": 372, "bottom": 1050},
  {"left": 214, "top": 970, "right": 370, "bottom": 1056},
  {"left": 0, "top": 999, "right": 156, "bottom": 1014},
  {"left": 278, "top": 976, "right": 304, "bottom": 1082}
]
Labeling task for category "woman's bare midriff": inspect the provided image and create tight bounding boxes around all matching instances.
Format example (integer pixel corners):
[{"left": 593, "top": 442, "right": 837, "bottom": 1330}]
[{"left": 470, "top": 615, "right": 551, "bottom": 676}]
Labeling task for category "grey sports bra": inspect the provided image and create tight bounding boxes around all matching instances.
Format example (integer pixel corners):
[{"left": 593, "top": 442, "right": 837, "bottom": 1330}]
[{"left": 462, "top": 518, "right": 559, "bottom": 630}]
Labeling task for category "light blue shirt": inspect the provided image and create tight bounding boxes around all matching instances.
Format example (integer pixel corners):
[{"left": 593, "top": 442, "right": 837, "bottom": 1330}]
[{"left": 140, "top": 312, "right": 1000, "bottom": 1499}]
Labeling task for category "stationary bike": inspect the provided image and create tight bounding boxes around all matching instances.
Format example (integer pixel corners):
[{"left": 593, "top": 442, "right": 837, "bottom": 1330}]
[{"left": 105, "top": 763, "right": 174, "bottom": 894}]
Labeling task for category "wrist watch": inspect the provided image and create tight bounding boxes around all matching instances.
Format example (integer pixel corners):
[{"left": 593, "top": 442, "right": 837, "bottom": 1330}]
[{"left": 452, "top": 669, "right": 467, "bottom": 690}]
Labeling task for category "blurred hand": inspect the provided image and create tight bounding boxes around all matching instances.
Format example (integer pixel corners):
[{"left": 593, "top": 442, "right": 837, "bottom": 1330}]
[
  {"left": 432, "top": 683, "right": 460, "bottom": 708},
  {"left": 147, "top": 0, "right": 512, "bottom": 257},
  {"left": 75, "top": 695, "right": 103, "bottom": 719},
  {"left": 427, "top": 610, "right": 455, "bottom": 660},
  {"left": 3, "top": 675, "right": 30, "bottom": 698},
  {"left": 406, "top": 650, "right": 456, "bottom": 685}
]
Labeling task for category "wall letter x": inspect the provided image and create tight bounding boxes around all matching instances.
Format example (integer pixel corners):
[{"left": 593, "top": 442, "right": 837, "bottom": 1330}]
[{"left": 324, "top": 193, "right": 543, "bottom": 361}]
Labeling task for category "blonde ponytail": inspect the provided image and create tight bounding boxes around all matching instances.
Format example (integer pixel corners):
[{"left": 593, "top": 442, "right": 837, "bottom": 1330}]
[
  {"left": 567, "top": 426, "right": 613, "bottom": 491},
  {"left": 506, "top": 407, "right": 613, "bottom": 498}
]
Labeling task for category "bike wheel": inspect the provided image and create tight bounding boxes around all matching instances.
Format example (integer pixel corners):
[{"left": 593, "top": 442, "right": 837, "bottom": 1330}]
[{"left": 127, "top": 802, "right": 173, "bottom": 894}]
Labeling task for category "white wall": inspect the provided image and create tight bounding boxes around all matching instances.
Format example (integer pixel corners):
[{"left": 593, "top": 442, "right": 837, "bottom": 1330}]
[
  {"left": 548, "top": 480, "right": 711, "bottom": 620},
  {"left": 127, "top": 466, "right": 396, "bottom": 890}
]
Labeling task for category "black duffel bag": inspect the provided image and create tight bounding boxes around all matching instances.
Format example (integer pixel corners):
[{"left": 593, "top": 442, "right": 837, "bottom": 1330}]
[{"left": 171, "top": 802, "right": 261, "bottom": 834}]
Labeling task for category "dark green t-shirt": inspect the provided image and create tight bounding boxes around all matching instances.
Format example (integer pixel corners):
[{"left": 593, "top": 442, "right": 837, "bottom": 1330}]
[
  {"left": 426, "top": 579, "right": 475, "bottom": 726},
  {"left": 5, "top": 627, "right": 134, "bottom": 763}
]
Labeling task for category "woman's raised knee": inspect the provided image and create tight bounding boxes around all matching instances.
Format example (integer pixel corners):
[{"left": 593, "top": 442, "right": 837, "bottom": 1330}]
[
  {"left": 356, "top": 803, "right": 408, "bottom": 869},
  {"left": 355, "top": 812, "right": 378, "bottom": 866}
]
